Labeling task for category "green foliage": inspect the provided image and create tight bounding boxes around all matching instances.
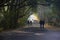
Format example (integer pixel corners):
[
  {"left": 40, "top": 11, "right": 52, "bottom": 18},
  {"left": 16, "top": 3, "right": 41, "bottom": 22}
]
[
  {"left": 0, "top": 0, "right": 39, "bottom": 30},
  {"left": 45, "top": 0, "right": 60, "bottom": 27},
  {"left": 0, "top": 0, "right": 55, "bottom": 30}
]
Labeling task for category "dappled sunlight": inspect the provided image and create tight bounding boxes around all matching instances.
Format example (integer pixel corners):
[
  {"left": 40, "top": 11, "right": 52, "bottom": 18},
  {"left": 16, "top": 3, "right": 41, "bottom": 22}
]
[{"left": 34, "top": 33, "right": 45, "bottom": 36}]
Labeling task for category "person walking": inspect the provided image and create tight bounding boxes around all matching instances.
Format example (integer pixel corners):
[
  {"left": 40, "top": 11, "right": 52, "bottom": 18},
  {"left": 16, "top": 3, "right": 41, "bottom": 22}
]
[{"left": 39, "top": 19, "right": 45, "bottom": 30}]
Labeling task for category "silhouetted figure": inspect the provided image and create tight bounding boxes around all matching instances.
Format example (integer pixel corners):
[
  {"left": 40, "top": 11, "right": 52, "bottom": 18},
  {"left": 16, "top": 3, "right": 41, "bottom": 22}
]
[
  {"left": 27, "top": 20, "right": 29, "bottom": 24},
  {"left": 39, "top": 20, "right": 45, "bottom": 30},
  {"left": 27, "top": 20, "right": 32, "bottom": 25},
  {"left": 29, "top": 21, "right": 32, "bottom": 25}
]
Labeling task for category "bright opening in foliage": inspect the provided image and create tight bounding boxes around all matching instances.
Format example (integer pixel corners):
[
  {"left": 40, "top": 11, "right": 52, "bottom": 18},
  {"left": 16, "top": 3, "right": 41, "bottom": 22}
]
[{"left": 28, "top": 13, "right": 39, "bottom": 22}]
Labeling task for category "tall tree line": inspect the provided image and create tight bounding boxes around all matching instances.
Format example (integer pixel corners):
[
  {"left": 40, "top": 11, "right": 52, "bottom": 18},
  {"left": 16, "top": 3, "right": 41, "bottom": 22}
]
[{"left": 0, "top": 0, "right": 38, "bottom": 30}]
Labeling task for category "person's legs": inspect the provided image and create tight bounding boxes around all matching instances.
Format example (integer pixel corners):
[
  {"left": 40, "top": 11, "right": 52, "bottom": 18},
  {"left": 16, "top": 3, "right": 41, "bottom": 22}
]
[
  {"left": 40, "top": 24, "right": 45, "bottom": 30},
  {"left": 42, "top": 24, "right": 44, "bottom": 30},
  {"left": 39, "top": 20, "right": 45, "bottom": 30},
  {"left": 30, "top": 21, "right": 32, "bottom": 25},
  {"left": 40, "top": 24, "right": 43, "bottom": 30}
]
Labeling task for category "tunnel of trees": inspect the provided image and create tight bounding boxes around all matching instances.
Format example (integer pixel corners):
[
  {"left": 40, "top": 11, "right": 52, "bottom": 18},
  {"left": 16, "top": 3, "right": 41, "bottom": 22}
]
[{"left": 0, "top": 0, "right": 60, "bottom": 31}]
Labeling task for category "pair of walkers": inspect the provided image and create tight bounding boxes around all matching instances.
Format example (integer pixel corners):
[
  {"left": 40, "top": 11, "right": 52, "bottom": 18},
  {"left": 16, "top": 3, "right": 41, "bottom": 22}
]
[{"left": 27, "top": 20, "right": 32, "bottom": 25}]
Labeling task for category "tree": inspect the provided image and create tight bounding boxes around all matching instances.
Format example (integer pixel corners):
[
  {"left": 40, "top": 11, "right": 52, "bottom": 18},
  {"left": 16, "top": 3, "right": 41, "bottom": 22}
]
[
  {"left": 0, "top": 0, "right": 38, "bottom": 30},
  {"left": 45, "top": 0, "right": 60, "bottom": 26}
]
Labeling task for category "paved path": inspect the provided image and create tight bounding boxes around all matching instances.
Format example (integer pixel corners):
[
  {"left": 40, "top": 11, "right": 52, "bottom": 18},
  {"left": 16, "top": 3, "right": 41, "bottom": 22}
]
[
  {"left": 0, "top": 23, "right": 60, "bottom": 40},
  {"left": 0, "top": 30, "right": 60, "bottom": 40}
]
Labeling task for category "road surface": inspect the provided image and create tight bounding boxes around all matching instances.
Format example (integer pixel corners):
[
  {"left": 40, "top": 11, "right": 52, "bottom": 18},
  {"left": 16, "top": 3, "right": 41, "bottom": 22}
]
[{"left": 0, "top": 23, "right": 60, "bottom": 40}]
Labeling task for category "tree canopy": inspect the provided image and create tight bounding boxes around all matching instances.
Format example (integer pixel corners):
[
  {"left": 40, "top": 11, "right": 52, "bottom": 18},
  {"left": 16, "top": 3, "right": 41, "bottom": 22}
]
[{"left": 0, "top": 0, "right": 60, "bottom": 31}]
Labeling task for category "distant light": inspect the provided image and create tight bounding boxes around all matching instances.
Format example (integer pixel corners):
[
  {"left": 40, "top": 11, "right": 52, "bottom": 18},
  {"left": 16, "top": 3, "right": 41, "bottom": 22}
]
[
  {"left": 4, "top": 6, "right": 8, "bottom": 11},
  {"left": 28, "top": 14, "right": 39, "bottom": 22}
]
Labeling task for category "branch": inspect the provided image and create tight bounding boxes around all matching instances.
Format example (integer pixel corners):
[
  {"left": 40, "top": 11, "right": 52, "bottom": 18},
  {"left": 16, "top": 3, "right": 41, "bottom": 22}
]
[
  {"left": 0, "top": 0, "right": 10, "bottom": 6},
  {"left": 20, "top": 0, "right": 27, "bottom": 4},
  {"left": 18, "top": 6, "right": 32, "bottom": 18}
]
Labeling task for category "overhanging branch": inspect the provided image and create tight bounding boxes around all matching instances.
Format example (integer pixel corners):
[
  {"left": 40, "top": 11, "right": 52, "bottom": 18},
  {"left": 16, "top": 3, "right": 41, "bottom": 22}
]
[{"left": 18, "top": 6, "right": 32, "bottom": 18}]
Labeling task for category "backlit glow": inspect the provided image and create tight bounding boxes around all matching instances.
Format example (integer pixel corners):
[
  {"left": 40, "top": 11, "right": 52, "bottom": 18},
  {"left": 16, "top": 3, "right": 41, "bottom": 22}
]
[{"left": 28, "top": 14, "right": 39, "bottom": 22}]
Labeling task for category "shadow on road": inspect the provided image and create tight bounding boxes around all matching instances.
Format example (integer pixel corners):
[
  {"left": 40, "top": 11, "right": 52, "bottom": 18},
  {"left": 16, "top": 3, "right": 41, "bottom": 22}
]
[
  {"left": 19, "top": 27, "right": 48, "bottom": 33},
  {"left": 0, "top": 35, "right": 4, "bottom": 40}
]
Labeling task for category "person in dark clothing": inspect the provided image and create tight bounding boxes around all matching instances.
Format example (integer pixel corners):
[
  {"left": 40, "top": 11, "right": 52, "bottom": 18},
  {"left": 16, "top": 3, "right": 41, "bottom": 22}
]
[
  {"left": 27, "top": 20, "right": 32, "bottom": 25},
  {"left": 27, "top": 20, "right": 29, "bottom": 24},
  {"left": 29, "top": 21, "right": 32, "bottom": 25},
  {"left": 39, "top": 20, "right": 45, "bottom": 30}
]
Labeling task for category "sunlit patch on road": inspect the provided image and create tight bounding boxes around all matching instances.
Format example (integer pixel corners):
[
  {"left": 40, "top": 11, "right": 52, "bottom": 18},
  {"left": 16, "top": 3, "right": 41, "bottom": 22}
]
[{"left": 34, "top": 33, "right": 45, "bottom": 36}]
